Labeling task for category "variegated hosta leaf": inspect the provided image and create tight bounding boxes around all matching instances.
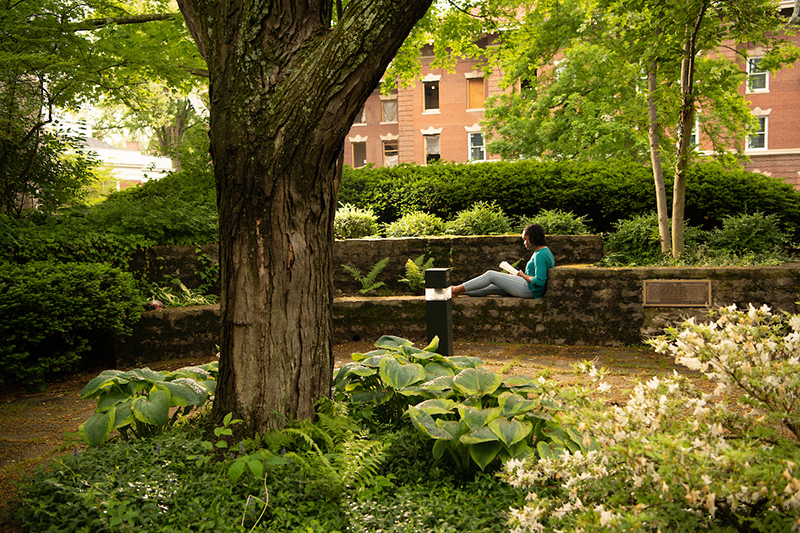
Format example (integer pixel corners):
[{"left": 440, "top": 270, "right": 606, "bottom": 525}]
[
  {"left": 453, "top": 368, "right": 502, "bottom": 397},
  {"left": 407, "top": 405, "right": 452, "bottom": 440},
  {"left": 414, "top": 398, "right": 456, "bottom": 416},
  {"left": 457, "top": 405, "right": 501, "bottom": 431},
  {"left": 131, "top": 386, "right": 171, "bottom": 427},
  {"left": 497, "top": 391, "right": 538, "bottom": 417},
  {"left": 379, "top": 357, "right": 426, "bottom": 390},
  {"left": 79, "top": 407, "right": 116, "bottom": 447},
  {"left": 488, "top": 417, "right": 533, "bottom": 447}
]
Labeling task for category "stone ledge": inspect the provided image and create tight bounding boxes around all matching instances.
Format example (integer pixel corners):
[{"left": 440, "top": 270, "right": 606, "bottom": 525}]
[{"left": 114, "top": 265, "right": 800, "bottom": 366}]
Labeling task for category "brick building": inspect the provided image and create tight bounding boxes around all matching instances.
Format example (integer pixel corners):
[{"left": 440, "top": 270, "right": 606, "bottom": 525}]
[
  {"left": 344, "top": 37, "right": 505, "bottom": 168},
  {"left": 735, "top": 2, "right": 800, "bottom": 189},
  {"left": 346, "top": 9, "right": 800, "bottom": 189}
]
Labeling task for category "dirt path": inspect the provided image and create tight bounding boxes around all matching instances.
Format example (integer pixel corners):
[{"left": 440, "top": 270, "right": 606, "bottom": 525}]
[{"left": 0, "top": 341, "right": 701, "bottom": 531}]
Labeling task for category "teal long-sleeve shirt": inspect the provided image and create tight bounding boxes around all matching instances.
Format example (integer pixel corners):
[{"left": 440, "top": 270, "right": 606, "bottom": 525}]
[{"left": 524, "top": 247, "right": 555, "bottom": 298}]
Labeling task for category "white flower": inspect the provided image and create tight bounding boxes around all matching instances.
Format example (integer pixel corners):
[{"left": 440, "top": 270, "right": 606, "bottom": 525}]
[
  {"left": 598, "top": 382, "right": 612, "bottom": 393},
  {"left": 790, "top": 314, "right": 800, "bottom": 333}
]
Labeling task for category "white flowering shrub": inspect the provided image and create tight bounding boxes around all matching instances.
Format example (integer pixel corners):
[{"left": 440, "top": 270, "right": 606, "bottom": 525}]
[{"left": 502, "top": 304, "right": 800, "bottom": 532}]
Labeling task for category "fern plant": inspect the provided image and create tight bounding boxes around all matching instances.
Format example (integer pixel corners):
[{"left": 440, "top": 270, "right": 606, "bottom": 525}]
[
  {"left": 342, "top": 257, "right": 390, "bottom": 294},
  {"left": 399, "top": 254, "right": 435, "bottom": 293}
]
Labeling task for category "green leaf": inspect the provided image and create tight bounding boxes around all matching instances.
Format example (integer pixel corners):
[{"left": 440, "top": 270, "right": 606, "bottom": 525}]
[
  {"left": 447, "top": 356, "right": 484, "bottom": 369},
  {"left": 228, "top": 460, "right": 246, "bottom": 482},
  {"left": 407, "top": 405, "right": 452, "bottom": 440},
  {"left": 414, "top": 398, "right": 456, "bottom": 415},
  {"left": 80, "top": 370, "right": 126, "bottom": 398},
  {"left": 379, "top": 357, "right": 426, "bottom": 390},
  {"left": 131, "top": 387, "right": 171, "bottom": 427},
  {"left": 460, "top": 425, "right": 500, "bottom": 445},
  {"left": 488, "top": 417, "right": 533, "bottom": 447},
  {"left": 467, "top": 440, "right": 503, "bottom": 471},
  {"left": 374, "top": 335, "right": 414, "bottom": 351},
  {"left": 96, "top": 390, "right": 131, "bottom": 412},
  {"left": 453, "top": 368, "right": 503, "bottom": 397},
  {"left": 80, "top": 408, "right": 115, "bottom": 447},
  {"left": 423, "top": 362, "right": 454, "bottom": 379},
  {"left": 458, "top": 405, "right": 501, "bottom": 430},
  {"left": 351, "top": 389, "right": 393, "bottom": 405},
  {"left": 161, "top": 378, "right": 208, "bottom": 407},
  {"left": 497, "top": 392, "right": 538, "bottom": 417}
]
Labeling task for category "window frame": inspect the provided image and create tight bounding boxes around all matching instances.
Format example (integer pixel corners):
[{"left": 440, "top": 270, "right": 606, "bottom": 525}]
[
  {"left": 466, "top": 77, "right": 485, "bottom": 111},
  {"left": 747, "top": 116, "right": 768, "bottom": 151},
  {"left": 747, "top": 57, "right": 769, "bottom": 94},
  {"left": 352, "top": 141, "right": 367, "bottom": 168},
  {"left": 468, "top": 132, "right": 486, "bottom": 161},
  {"left": 423, "top": 81, "right": 440, "bottom": 113}
]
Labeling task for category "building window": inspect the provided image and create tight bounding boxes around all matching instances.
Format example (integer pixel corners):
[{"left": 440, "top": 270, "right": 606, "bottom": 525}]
[
  {"left": 747, "top": 117, "right": 767, "bottom": 150},
  {"left": 424, "top": 81, "right": 439, "bottom": 112},
  {"left": 469, "top": 133, "right": 485, "bottom": 161},
  {"left": 353, "top": 106, "right": 366, "bottom": 125},
  {"left": 425, "top": 134, "right": 441, "bottom": 163},
  {"left": 467, "top": 78, "right": 485, "bottom": 110},
  {"left": 381, "top": 99, "right": 398, "bottom": 123},
  {"left": 747, "top": 58, "right": 768, "bottom": 93},
  {"left": 383, "top": 140, "right": 398, "bottom": 167},
  {"left": 352, "top": 142, "right": 367, "bottom": 168}
]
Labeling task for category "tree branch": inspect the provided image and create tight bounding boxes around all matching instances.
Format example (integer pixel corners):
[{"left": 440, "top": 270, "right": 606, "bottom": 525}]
[{"left": 64, "top": 13, "right": 179, "bottom": 32}]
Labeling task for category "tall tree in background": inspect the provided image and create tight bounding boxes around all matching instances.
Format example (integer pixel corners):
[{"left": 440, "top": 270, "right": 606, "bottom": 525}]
[
  {"left": 0, "top": 0, "right": 202, "bottom": 215},
  {"left": 418, "top": 0, "right": 797, "bottom": 258},
  {"left": 175, "top": 0, "right": 434, "bottom": 433}
]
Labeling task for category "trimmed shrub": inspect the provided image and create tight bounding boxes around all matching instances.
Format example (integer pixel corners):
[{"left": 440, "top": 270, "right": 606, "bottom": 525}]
[
  {"left": 334, "top": 203, "right": 381, "bottom": 239},
  {"left": 0, "top": 212, "right": 143, "bottom": 269},
  {"left": 444, "top": 201, "right": 512, "bottom": 236},
  {"left": 0, "top": 261, "right": 142, "bottom": 391},
  {"left": 339, "top": 160, "right": 800, "bottom": 240},
  {"left": 383, "top": 211, "right": 445, "bottom": 237}
]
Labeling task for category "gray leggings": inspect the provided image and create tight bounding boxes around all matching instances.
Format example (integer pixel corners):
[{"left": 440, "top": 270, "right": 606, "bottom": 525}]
[{"left": 463, "top": 270, "right": 534, "bottom": 298}]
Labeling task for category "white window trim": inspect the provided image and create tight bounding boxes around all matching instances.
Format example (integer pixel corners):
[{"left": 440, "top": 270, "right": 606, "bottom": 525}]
[
  {"left": 746, "top": 111, "right": 769, "bottom": 151},
  {"left": 747, "top": 56, "right": 769, "bottom": 94},
  {"left": 421, "top": 127, "right": 443, "bottom": 135},
  {"left": 468, "top": 132, "right": 486, "bottom": 161},
  {"left": 380, "top": 133, "right": 399, "bottom": 141},
  {"left": 349, "top": 135, "right": 368, "bottom": 143}
]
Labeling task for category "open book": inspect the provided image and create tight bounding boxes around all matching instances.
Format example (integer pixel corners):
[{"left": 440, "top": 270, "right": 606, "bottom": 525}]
[{"left": 499, "top": 261, "right": 518, "bottom": 275}]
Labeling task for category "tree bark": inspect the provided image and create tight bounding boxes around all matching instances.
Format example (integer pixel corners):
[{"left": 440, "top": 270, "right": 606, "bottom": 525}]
[
  {"left": 176, "top": 0, "right": 433, "bottom": 434},
  {"left": 645, "top": 35, "right": 671, "bottom": 256},
  {"left": 672, "top": 0, "right": 708, "bottom": 259}
]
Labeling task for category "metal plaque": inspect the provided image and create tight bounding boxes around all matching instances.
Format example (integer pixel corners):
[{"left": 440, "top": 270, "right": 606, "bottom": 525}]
[{"left": 643, "top": 280, "right": 711, "bottom": 307}]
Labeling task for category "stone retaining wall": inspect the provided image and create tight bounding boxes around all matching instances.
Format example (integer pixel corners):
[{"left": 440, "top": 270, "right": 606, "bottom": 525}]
[{"left": 115, "top": 263, "right": 800, "bottom": 367}]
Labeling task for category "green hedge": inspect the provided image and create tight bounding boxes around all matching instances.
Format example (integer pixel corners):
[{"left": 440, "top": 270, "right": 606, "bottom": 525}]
[
  {"left": 0, "top": 213, "right": 144, "bottom": 268},
  {"left": 0, "top": 262, "right": 142, "bottom": 391},
  {"left": 339, "top": 160, "right": 800, "bottom": 240}
]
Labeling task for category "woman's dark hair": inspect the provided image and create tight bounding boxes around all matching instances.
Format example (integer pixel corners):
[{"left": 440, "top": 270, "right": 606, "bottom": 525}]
[{"left": 523, "top": 223, "right": 546, "bottom": 247}]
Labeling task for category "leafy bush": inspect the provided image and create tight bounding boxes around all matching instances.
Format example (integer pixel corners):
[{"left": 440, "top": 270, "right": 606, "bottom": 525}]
[
  {"left": 334, "top": 203, "right": 381, "bottom": 239},
  {"left": 503, "top": 305, "right": 800, "bottom": 533},
  {"left": 516, "top": 208, "right": 591, "bottom": 235},
  {"left": 444, "top": 201, "right": 512, "bottom": 236},
  {"left": 89, "top": 162, "right": 218, "bottom": 246},
  {"left": 341, "top": 257, "right": 390, "bottom": 294},
  {"left": 705, "top": 211, "right": 788, "bottom": 255},
  {"left": 0, "top": 261, "right": 141, "bottom": 391},
  {"left": 602, "top": 211, "right": 789, "bottom": 266},
  {"left": 383, "top": 210, "right": 446, "bottom": 237}
]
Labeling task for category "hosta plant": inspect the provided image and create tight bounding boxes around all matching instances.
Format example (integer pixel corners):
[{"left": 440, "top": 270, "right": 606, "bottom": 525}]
[
  {"left": 334, "top": 335, "right": 483, "bottom": 423},
  {"left": 79, "top": 362, "right": 218, "bottom": 446},
  {"left": 335, "top": 335, "right": 589, "bottom": 477},
  {"left": 502, "top": 305, "right": 800, "bottom": 533}
]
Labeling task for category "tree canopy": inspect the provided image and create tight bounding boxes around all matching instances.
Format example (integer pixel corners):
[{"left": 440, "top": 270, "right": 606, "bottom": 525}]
[{"left": 0, "top": 0, "right": 203, "bottom": 215}]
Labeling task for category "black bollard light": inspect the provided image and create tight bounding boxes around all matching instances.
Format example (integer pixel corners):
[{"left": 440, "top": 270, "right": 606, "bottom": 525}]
[{"left": 425, "top": 267, "right": 454, "bottom": 356}]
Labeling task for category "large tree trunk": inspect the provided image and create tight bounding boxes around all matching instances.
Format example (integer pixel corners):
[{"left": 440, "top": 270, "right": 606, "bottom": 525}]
[{"left": 176, "top": 0, "right": 433, "bottom": 434}]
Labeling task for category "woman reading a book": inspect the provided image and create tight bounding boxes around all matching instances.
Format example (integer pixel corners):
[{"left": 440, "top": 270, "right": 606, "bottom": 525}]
[{"left": 450, "top": 223, "right": 554, "bottom": 299}]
